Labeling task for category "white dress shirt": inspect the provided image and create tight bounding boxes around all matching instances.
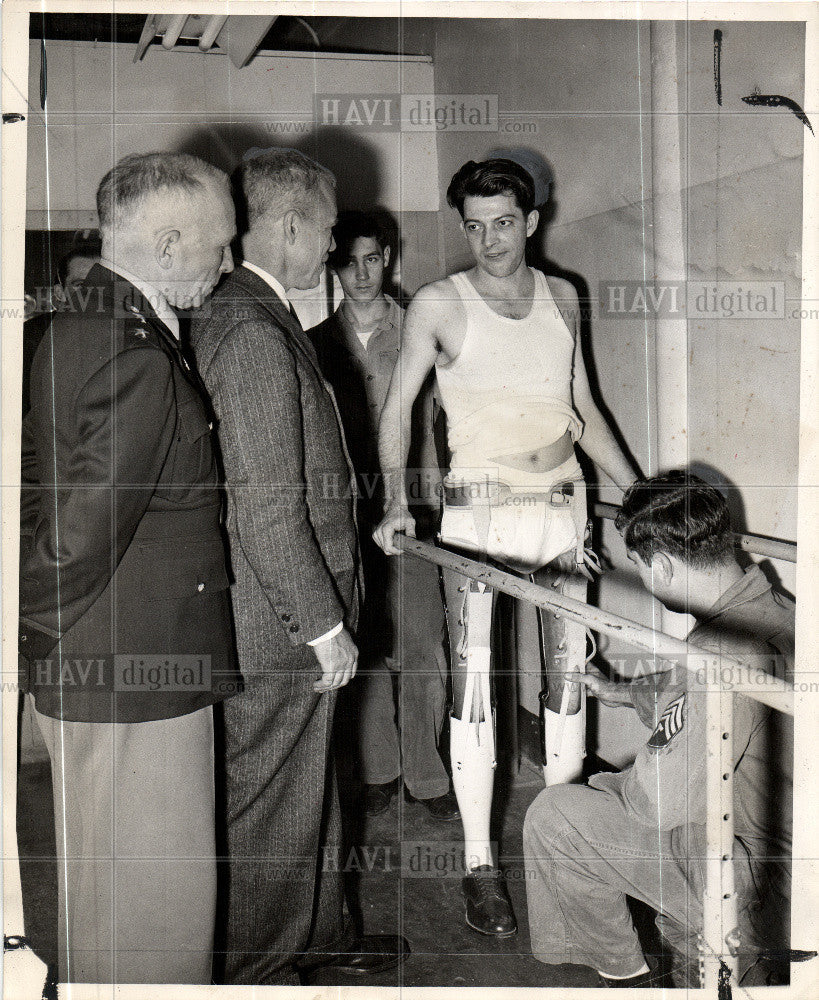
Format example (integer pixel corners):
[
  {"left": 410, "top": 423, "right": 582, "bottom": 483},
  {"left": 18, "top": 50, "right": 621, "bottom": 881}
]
[{"left": 241, "top": 260, "right": 294, "bottom": 313}]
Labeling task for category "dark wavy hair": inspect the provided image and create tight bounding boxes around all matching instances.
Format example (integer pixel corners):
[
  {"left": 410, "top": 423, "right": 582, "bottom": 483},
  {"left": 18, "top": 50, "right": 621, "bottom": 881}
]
[
  {"left": 328, "top": 211, "right": 391, "bottom": 270},
  {"left": 615, "top": 471, "right": 735, "bottom": 568},
  {"left": 446, "top": 158, "right": 536, "bottom": 218},
  {"left": 57, "top": 242, "right": 101, "bottom": 287}
]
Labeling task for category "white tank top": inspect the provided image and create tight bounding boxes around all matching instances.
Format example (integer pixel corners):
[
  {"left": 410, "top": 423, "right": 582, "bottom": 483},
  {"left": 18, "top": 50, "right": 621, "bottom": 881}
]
[{"left": 436, "top": 269, "right": 583, "bottom": 482}]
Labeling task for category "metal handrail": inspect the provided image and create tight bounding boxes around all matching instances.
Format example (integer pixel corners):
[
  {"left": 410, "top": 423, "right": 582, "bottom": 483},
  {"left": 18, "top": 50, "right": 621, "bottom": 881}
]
[
  {"left": 396, "top": 533, "right": 795, "bottom": 993},
  {"left": 592, "top": 501, "right": 797, "bottom": 564},
  {"left": 395, "top": 536, "right": 794, "bottom": 715}
]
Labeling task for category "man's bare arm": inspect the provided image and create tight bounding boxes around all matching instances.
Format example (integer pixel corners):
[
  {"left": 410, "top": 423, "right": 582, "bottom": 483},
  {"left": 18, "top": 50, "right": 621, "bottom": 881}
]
[{"left": 373, "top": 284, "right": 443, "bottom": 555}]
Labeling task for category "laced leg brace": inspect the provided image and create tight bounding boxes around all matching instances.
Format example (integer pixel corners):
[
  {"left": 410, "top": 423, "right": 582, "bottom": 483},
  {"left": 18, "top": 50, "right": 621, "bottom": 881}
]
[
  {"left": 450, "top": 580, "right": 497, "bottom": 869},
  {"left": 536, "top": 568, "right": 588, "bottom": 786},
  {"left": 449, "top": 499, "right": 497, "bottom": 870}
]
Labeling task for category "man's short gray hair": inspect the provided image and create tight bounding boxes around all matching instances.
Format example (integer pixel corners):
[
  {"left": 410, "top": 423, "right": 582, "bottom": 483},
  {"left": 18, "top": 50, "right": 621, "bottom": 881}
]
[
  {"left": 96, "top": 152, "right": 229, "bottom": 232},
  {"left": 238, "top": 147, "right": 335, "bottom": 227}
]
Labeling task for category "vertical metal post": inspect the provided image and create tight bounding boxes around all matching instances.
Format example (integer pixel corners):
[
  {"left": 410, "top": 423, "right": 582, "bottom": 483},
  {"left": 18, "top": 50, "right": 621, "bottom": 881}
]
[
  {"left": 649, "top": 21, "right": 692, "bottom": 644},
  {"left": 702, "top": 654, "right": 739, "bottom": 991}
]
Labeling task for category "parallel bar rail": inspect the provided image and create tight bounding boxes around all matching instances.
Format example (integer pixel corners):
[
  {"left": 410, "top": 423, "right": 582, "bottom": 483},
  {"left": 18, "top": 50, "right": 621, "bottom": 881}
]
[
  {"left": 395, "top": 536, "right": 794, "bottom": 715},
  {"left": 397, "top": 534, "right": 794, "bottom": 993},
  {"left": 592, "top": 501, "right": 797, "bottom": 564}
]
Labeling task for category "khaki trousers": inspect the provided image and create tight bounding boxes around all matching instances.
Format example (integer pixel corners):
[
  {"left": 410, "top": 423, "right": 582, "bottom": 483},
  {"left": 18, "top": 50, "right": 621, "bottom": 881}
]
[{"left": 33, "top": 700, "right": 216, "bottom": 984}]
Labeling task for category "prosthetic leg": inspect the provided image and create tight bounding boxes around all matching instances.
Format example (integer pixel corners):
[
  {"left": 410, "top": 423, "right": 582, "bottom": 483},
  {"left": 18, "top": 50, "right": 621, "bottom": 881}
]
[
  {"left": 536, "top": 481, "right": 594, "bottom": 786},
  {"left": 450, "top": 578, "right": 517, "bottom": 937},
  {"left": 450, "top": 580, "right": 495, "bottom": 871}
]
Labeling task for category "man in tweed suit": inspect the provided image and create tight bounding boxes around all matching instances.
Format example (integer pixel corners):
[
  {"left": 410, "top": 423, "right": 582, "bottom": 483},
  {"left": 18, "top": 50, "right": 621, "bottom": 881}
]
[{"left": 191, "top": 147, "right": 407, "bottom": 985}]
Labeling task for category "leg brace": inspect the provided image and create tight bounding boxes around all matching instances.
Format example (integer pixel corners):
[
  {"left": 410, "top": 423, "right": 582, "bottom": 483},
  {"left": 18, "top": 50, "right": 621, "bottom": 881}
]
[
  {"left": 450, "top": 576, "right": 496, "bottom": 871},
  {"left": 536, "top": 568, "right": 588, "bottom": 786}
]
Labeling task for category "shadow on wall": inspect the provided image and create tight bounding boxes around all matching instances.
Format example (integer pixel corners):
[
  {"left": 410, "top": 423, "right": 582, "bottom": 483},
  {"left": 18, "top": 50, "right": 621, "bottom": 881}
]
[
  {"left": 521, "top": 148, "right": 640, "bottom": 490},
  {"left": 689, "top": 462, "right": 793, "bottom": 600},
  {"left": 178, "top": 123, "right": 384, "bottom": 215},
  {"left": 178, "top": 124, "right": 412, "bottom": 300}
]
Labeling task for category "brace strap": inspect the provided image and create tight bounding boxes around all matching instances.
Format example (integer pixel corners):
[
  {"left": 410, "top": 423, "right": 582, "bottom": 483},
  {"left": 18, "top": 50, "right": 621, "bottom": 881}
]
[{"left": 459, "top": 585, "right": 495, "bottom": 761}]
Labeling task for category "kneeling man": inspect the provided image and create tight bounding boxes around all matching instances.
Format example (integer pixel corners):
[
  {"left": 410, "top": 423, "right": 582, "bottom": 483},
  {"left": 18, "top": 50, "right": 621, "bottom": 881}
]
[{"left": 523, "top": 472, "right": 793, "bottom": 987}]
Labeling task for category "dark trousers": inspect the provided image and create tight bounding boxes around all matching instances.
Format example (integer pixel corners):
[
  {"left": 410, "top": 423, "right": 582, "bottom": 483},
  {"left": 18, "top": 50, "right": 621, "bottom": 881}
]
[
  {"left": 215, "top": 653, "right": 350, "bottom": 985},
  {"left": 523, "top": 783, "right": 765, "bottom": 980},
  {"left": 354, "top": 534, "right": 449, "bottom": 798}
]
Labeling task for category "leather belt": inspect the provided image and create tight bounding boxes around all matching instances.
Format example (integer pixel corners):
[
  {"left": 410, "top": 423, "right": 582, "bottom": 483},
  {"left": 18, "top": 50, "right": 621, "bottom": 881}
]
[
  {"left": 444, "top": 482, "right": 507, "bottom": 507},
  {"left": 443, "top": 480, "right": 578, "bottom": 509},
  {"left": 444, "top": 430, "right": 575, "bottom": 508}
]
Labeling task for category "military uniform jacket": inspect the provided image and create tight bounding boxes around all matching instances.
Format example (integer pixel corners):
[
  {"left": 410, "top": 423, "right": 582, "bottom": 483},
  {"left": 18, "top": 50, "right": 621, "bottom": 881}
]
[
  {"left": 190, "top": 265, "right": 360, "bottom": 665},
  {"left": 19, "top": 264, "right": 240, "bottom": 722}
]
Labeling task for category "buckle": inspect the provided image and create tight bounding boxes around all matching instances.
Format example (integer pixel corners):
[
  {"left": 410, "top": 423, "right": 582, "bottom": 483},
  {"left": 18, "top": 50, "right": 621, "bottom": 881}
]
[{"left": 549, "top": 481, "right": 574, "bottom": 507}]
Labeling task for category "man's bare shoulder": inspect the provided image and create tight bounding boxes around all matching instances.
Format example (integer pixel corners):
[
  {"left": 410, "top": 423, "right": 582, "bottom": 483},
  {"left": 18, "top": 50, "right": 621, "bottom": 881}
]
[
  {"left": 542, "top": 272, "right": 579, "bottom": 307},
  {"left": 417, "top": 274, "right": 464, "bottom": 297},
  {"left": 408, "top": 276, "right": 464, "bottom": 322}
]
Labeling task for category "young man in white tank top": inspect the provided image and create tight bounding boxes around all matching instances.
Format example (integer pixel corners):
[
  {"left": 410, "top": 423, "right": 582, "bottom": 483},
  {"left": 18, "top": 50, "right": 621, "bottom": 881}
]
[{"left": 374, "top": 159, "right": 638, "bottom": 938}]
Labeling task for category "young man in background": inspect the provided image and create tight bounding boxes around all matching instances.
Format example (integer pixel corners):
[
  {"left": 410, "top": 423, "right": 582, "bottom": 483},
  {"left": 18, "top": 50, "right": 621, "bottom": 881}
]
[{"left": 311, "top": 211, "right": 457, "bottom": 821}]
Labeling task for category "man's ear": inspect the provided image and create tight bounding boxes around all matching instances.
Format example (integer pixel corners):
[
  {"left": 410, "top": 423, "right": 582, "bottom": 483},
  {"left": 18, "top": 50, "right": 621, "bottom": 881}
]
[
  {"left": 156, "top": 229, "right": 180, "bottom": 271},
  {"left": 51, "top": 282, "right": 68, "bottom": 307},
  {"left": 651, "top": 551, "right": 674, "bottom": 585},
  {"left": 526, "top": 209, "right": 540, "bottom": 237},
  {"left": 382, "top": 245, "right": 391, "bottom": 268},
  {"left": 283, "top": 209, "right": 300, "bottom": 246}
]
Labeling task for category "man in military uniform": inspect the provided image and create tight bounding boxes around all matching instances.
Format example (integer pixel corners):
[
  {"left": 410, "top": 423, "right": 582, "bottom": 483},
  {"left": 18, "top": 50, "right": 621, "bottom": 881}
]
[
  {"left": 19, "top": 152, "right": 239, "bottom": 984},
  {"left": 523, "top": 473, "right": 793, "bottom": 987}
]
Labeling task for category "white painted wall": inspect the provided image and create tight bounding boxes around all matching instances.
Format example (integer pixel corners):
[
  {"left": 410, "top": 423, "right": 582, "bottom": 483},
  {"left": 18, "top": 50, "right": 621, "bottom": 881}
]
[{"left": 25, "top": 40, "right": 439, "bottom": 227}]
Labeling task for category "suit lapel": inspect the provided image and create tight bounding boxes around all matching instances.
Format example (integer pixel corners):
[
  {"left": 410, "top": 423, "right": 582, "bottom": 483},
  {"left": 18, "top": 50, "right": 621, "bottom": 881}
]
[
  {"left": 232, "top": 266, "right": 326, "bottom": 377},
  {"left": 224, "top": 265, "right": 364, "bottom": 609},
  {"left": 230, "top": 266, "right": 361, "bottom": 531}
]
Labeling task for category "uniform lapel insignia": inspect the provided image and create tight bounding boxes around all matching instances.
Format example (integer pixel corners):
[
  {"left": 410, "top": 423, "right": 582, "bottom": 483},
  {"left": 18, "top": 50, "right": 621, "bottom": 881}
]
[{"left": 646, "top": 692, "right": 686, "bottom": 750}]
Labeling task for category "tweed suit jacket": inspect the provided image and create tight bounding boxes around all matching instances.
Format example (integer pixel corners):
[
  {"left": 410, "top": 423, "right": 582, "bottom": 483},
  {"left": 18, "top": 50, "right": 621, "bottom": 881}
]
[
  {"left": 190, "top": 265, "right": 359, "bottom": 668},
  {"left": 19, "top": 264, "right": 239, "bottom": 722}
]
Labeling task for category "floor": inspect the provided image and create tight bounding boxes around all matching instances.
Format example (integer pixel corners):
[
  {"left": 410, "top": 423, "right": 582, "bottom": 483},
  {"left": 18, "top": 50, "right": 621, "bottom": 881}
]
[
  {"left": 18, "top": 747, "right": 661, "bottom": 989},
  {"left": 313, "top": 756, "right": 603, "bottom": 989}
]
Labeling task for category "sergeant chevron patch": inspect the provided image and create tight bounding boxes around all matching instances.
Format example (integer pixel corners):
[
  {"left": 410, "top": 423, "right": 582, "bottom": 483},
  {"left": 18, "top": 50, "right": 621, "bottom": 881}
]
[{"left": 646, "top": 693, "right": 687, "bottom": 750}]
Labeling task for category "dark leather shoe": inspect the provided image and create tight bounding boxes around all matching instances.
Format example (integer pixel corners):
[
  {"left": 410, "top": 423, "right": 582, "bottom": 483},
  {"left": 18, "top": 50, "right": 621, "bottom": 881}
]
[
  {"left": 462, "top": 865, "right": 517, "bottom": 937},
  {"left": 306, "top": 934, "right": 410, "bottom": 977},
  {"left": 364, "top": 779, "right": 399, "bottom": 817},
  {"left": 406, "top": 788, "right": 461, "bottom": 822}
]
